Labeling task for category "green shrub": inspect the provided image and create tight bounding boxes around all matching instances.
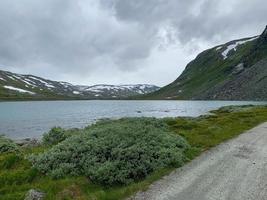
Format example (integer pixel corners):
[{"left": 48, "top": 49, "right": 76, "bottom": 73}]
[
  {"left": 30, "top": 118, "right": 190, "bottom": 186},
  {"left": 42, "top": 127, "right": 67, "bottom": 146},
  {"left": 42, "top": 127, "right": 82, "bottom": 146},
  {"left": 0, "top": 135, "right": 19, "bottom": 153}
]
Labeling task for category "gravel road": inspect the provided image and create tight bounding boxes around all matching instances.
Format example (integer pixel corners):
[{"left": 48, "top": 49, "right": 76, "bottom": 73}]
[{"left": 130, "top": 122, "right": 267, "bottom": 200}]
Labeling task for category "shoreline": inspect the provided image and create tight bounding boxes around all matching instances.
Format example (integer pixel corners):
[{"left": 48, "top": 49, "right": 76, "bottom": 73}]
[
  {"left": 1, "top": 105, "right": 267, "bottom": 199},
  {"left": 2, "top": 101, "right": 266, "bottom": 141},
  {"left": 7, "top": 103, "right": 267, "bottom": 143},
  {"left": 1, "top": 98, "right": 267, "bottom": 102}
]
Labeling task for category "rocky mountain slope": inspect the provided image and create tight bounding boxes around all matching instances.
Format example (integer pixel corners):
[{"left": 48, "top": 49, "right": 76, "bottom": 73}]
[
  {"left": 0, "top": 70, "right": 159, "bottom": 100},
  {"left": 147, "top": 26, "right": 267, "bottom": 100}
]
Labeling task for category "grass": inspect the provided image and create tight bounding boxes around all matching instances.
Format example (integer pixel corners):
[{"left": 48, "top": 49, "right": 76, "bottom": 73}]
[
  {"left": 166, "top": 105, "right": 267, "bottom": 154},
  {"left": 1, "top": 105, "right": 267, "bottom": 200}
]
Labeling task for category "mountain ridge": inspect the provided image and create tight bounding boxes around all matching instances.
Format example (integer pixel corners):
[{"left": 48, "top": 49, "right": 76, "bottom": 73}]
[
  {"left": 146, "top": 26, "right": 267, "bottom": 100},
  {"left": 0, "top": 70, "right": 160, "bottom": 100}
]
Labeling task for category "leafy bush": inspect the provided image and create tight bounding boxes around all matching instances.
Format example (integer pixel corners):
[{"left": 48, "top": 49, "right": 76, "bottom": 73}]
[
  {"left": 0, "top": 135, "right": 19, "bottom": 153},
  {"left": 42, "top": 127, "right": 82, "bottom": 146},
  {"left": 42, "top": 127, "right": 66, "bottom": 146},
  {"left": 30, "top": 118, "right": 190, "bottom": 186}
]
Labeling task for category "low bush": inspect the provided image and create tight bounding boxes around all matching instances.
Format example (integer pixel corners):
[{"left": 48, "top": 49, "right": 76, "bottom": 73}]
[
  {"left": 30, "top": 118, "right": 190, "bottom": 186},
  {"left": 42, "top": 127, "right": 66, "bottom": 146},
  {"left": 42, "top": 127, "right": 81, "bottom": 146},
  {"left": 0, "top": 135, "right": 19, "bottom": 153}
]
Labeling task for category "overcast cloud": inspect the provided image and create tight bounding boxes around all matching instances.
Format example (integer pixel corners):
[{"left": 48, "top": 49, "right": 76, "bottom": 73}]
[{"left": 0, "top": 0, "right": 266, "bottom": 86}]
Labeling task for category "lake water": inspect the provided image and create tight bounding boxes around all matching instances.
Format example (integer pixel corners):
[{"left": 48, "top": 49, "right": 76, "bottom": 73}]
[{"left": 0, "top": 100, "right": 266, "bottom": 139}]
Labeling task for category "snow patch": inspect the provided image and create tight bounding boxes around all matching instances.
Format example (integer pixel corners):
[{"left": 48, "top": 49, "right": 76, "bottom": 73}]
[
  {"left": 139, "top": 85, "right": 147, "bottom": 90},
  {"left": 12, "top": 75, "right": 36, "bottom": 87},
  {"left": 84, "top": 84, "right": 157, "bottom": 94},
  {"left": 3, "top": 86, "right": 35, "bottom": 95},
  {"left": 25, "top": 78, "right": 37, "bottom": 85},
  {"left": 216, "top": 46, "right": 223, "bottom": 50},
  {"left": 92, "top": 85, "right": 120, "bottom": 90},
  {"left": 120, "top": 85, "right": 135, "bottom": 89},
  {"left": 73, "top": 91, "right": 80, "bottom": 95},
  {"left": 0, "top": 77, "right": 5, "bottom": 81},
  {"left": 60, "top": 82, "right": 73, "bottom": 88},
  {"left": 85, "top": 85, "right": 123, "bottom": 92},
  {"left": 220, "top": 37, "right": 258, "bottom": 60},
  {"left": 86, "top": 88, "right": 103, "bottom": 93},
  {"left": 7, "top": 75, "right": 16, "bottom": 81},
  {"left": 29, "top": 76, "right": 55, "bottom": 88}
]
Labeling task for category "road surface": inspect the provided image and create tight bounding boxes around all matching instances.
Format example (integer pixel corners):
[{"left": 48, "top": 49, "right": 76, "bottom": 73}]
[{"left": 130, "top": 122, "right": 267, "bottom": 200}]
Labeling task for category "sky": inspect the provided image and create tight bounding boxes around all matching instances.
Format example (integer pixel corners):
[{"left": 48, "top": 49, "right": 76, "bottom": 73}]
[{"left": 0, "top": 0, "right": 266, "bottom": 86}]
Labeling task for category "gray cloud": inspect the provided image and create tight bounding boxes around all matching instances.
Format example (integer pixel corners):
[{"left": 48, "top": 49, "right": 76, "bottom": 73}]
[
  {"left": 0, "top": 0, "right": 266, "bottom": 86},
  {"left": 108, "top": 0, "right": 267, "bottom": 43}
]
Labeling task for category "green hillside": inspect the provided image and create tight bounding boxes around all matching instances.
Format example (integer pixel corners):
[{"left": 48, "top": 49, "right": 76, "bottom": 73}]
[{"left": 147, "top": 26, "right": 267, "bottom": 100}]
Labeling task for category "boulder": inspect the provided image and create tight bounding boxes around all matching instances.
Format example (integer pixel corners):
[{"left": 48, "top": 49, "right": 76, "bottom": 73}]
[
  {"left": 15, "top": 138, "right": 40, "bottom": 148},
  {"left": 232, "top": 63, "right": 244, "bottom": 74},
  {"left": 24, "top": 189, "right": 45, "bottom": 200}
]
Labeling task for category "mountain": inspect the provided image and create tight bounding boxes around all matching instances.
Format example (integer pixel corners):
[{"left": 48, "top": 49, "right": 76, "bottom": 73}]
[
  {"left": 0, "top": 70, "right": 160, "bottom": 100},
  {"left": 147, "top": 26, "right": 267, "bottom": 101}
]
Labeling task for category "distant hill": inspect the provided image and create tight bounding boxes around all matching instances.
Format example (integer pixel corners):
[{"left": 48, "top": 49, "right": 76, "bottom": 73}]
[
  {"left": 147, "top": 26, "right": 267, "bottom": 100},
  {"left": 0, "top": 70, "right": 159, "bottom": 100}
]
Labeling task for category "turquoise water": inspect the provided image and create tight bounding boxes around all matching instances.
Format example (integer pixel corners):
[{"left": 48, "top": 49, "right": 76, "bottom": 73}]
[{"left": 0, "top": 100, "right": 265, "bottom": 139}]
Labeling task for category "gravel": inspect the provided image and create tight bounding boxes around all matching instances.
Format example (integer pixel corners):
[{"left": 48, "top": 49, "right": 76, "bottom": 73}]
[{"left": 129, "top": 122, "right": 267, "bottom": 200}]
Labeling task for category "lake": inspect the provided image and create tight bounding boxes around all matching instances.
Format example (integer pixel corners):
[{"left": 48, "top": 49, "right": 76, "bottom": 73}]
[{"left": 0, "top": 100, "right": 266, "bottom": 139}]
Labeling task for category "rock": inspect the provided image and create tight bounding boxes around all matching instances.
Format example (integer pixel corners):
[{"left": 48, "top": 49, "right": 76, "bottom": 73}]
[
  {"left": 262, "top": 25, "right": 267, "bottom": 36},
  {"left": 232, "top": 63, "right": 244, "bottom": 74},
  {"left": 15, "top": 138, "right": 40, "bottom": 148},
  {"left": 24, "top": 189, "right": 45, "bottom": 200}
]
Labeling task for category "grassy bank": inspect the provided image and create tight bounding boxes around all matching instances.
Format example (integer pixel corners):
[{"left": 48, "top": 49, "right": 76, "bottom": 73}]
[{"left": 1, "top": 105, "right": 267, "bottom": 200}]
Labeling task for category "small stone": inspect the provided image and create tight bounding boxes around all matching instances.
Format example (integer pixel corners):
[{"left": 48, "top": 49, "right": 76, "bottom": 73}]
[{"left": 24, "top": 189, "right": 45, "bottom": 200}]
